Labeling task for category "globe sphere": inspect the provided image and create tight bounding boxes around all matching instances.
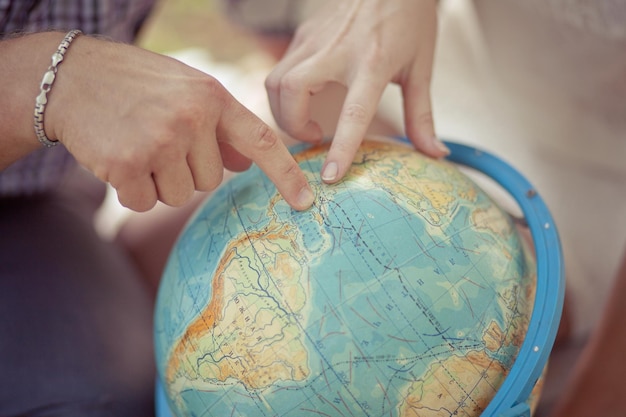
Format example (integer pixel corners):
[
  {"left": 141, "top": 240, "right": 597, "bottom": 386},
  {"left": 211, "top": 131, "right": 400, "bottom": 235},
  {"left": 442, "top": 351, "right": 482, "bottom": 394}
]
[{"left": 154, "top": 139, "right": 537, "bottom": 417}]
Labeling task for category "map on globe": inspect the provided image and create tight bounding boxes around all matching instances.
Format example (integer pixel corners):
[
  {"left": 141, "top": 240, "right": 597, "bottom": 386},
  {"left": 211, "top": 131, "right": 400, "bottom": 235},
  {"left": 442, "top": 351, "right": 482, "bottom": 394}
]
[{"left": 154, "top": 139, "right": 538, "bottom": 417}]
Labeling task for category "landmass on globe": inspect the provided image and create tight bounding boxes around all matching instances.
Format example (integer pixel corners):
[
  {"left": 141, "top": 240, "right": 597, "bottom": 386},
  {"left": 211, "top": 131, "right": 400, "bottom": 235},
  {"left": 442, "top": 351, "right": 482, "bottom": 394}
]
[{"left": 154, "top": 139, "right": 538, "bottom": 417}]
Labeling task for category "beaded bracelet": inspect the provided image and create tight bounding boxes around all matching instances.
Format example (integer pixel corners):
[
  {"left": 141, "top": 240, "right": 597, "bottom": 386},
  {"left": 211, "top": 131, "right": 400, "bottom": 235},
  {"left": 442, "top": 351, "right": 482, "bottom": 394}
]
[{"left": 34, "top": 29, "right": 82, "bottom": 148}]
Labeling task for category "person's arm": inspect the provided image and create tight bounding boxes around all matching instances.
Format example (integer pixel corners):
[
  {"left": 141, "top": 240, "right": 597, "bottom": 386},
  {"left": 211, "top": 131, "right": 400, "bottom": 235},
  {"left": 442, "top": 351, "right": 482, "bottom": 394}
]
[
  {"left": 548, "top": 245, "right": 626, "bottom": 417},
  {"left": 0, "top": 32, "right": 314, "bottom": 211},
  {"left": 265, "top": 0, "right": 448, "bottom": 183}
]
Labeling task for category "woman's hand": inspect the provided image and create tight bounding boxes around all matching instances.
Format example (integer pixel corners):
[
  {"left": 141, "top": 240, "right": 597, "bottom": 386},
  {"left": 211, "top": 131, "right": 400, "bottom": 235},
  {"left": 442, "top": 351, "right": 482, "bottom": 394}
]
[
  {"left": 46, "top": 36, "right": 314, "bottom": 211},
  {"left": 266, "top": 0, "right": 448, "bottom": 183}
]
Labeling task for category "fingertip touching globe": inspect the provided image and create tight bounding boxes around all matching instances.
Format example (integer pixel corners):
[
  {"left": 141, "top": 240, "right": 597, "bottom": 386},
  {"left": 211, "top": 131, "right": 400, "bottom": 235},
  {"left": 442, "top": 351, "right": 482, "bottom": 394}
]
[{"left": 154, "top": 138, "right": 538, "bottom": 417}]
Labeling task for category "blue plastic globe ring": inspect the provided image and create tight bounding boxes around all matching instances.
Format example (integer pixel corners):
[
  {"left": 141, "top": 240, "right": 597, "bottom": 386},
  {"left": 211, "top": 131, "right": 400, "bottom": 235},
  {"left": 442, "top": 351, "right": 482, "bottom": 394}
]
[
  {"left": 155, "top": 139, "right": 565, "bottom": 417},
  {"left": 443, "top": 141, "right": 565, "bottom": 417}
]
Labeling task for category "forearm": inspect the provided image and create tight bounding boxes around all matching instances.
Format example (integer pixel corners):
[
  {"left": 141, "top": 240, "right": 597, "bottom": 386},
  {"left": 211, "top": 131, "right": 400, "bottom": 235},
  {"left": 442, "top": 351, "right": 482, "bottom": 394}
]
[{"left": 0, "top": 32, "right": 70, "bottom": 169}]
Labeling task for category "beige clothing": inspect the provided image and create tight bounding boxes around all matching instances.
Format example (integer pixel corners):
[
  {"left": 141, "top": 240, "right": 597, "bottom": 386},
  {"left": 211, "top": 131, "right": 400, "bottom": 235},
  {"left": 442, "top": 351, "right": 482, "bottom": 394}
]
[{"left": 412, "top": 0, "right": 626, "bottom": 338}]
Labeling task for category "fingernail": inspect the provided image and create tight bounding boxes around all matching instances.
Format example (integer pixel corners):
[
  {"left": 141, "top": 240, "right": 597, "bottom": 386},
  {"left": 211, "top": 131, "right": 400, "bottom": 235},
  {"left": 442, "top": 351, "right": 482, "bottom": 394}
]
[
  {"left": 434, "top": 137, "right": 450, "bottom": 155},
  {"left": 321, "top": 162, "right": 338, "bottom": 182},
  {"left": 297, "top": 186, "right": 315, "bottom": 209}
]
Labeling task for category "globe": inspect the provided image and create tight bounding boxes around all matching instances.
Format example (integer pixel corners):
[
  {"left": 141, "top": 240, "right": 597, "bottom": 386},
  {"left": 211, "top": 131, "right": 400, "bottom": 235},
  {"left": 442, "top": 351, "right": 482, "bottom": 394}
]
[{"left": 154, "top": 138, "right": 540, "bottom": 417}]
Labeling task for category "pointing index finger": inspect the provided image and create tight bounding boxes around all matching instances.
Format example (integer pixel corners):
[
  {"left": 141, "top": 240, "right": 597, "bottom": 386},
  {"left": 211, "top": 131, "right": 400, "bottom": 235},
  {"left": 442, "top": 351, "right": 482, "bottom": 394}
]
[
  {"left": 321, "top": 74, "right": 386, "bottom": 183},
  {"left": 219, "top": 100, "right": 315, "bottom": 211}
]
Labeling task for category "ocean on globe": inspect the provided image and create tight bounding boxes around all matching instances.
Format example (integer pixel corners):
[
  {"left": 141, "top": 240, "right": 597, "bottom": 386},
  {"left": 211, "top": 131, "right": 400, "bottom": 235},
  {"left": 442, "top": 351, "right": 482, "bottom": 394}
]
[{"left": 154, "top": 138, "right": 538, "bottom": 417}]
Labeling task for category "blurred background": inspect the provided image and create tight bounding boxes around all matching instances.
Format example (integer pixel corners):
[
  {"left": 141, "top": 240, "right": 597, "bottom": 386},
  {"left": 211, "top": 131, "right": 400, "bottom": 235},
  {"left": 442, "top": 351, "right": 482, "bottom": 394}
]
[{"left": 138, "top": 0, "right": 258, "bottom": 62}]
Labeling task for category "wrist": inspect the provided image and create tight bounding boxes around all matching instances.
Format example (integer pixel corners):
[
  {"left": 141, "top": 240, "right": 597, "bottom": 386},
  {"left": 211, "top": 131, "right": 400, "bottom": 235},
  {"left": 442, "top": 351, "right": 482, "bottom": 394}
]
[
  {"left": 43, "top": 34, "right": 113, "bottom": 148},
  {"left": 34, "top": 30, "right": 82, "bottom": 147}
]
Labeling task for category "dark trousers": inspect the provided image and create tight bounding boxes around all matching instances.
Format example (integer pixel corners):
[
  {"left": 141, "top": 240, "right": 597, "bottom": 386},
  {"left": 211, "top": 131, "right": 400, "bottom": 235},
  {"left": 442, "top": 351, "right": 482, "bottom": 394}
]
[{"left": 0, "top": 173, "right": 155, "bottom": 417}]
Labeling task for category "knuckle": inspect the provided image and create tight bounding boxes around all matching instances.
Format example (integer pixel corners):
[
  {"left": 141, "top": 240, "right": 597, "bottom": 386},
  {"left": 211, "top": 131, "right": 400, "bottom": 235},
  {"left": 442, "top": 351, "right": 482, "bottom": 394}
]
[
  {"left": 171, "top": 108, "right": 199, "bottom": 133},
  {"left": 199, "top": 75, "right": 224, "bottom": 98},
  {"left": 340, "top": 103, "right": 369, "bottom": 124},
  {"left": 264, "top": 73, "right": 279, "bottom": 93},
  {"left": 364, "top": 44, "right": 385, "bottom": 70},
  {"left": 135, "top": 199, "right": 157, "bottom": 212},
  {"left": 278, "top": 72, "right": 304, "bottom": 96},
  {"left": 152, "top": 135, "right": 184, "bottom": 162},
  {"left": 253, "top": 123, "right": 280, "bottom": 152},
  {"left": 415, "top": 110, "right": 434, "bottom": 128},
  {"left": 283, "top": 158, "right": 302, "bottom": 178},
  {"left": 162, "top": 188, "right": 194, "bottom": 207},
  {"left": 109, "top": 151, "right": 145, "bottom": 181},
  {"left": 147, "top": 131, "right": 172, "bottom": 152},
  {"left": 166, "top": 104, "right": 203, "bottom": 138},
  {"left": 137, "top": 199, "right": 157, "bottom": 212},
  {"left": 119, "top": 191, "right": 156, "bottom": 212},
  {"left": 195, "top": 169, "right": 223, "bottom": 192},
  {"left": 181, "top": 76, "right": 227, "bottom": 119},
  {"left": 331, "top": 140, "right": 354, "bottom": 156},
  {"left": 279, "top": 158, "right": 308, "bottom": 190},
  {"left": 147, "top": 126, "right": 188, "bottom": 163},
  {"left": 202, "top": 77, "right": 230, "bottom": 111}
]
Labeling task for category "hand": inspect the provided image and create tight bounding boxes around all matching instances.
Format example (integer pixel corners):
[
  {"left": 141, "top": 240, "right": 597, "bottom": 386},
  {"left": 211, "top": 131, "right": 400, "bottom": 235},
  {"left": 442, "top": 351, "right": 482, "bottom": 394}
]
[
  {"left": 46, "top": 36, "right": 314, "bottom": 211},
  {"left": 265, "top": 0, "right": 449, "bottom": 183}
]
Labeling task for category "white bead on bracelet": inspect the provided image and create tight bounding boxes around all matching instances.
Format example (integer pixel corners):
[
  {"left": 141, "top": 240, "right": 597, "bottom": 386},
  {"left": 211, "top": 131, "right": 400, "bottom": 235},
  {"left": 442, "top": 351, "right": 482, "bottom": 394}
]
[{"left": 34, "top": 29, "right": 82, "bottom": 148}]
